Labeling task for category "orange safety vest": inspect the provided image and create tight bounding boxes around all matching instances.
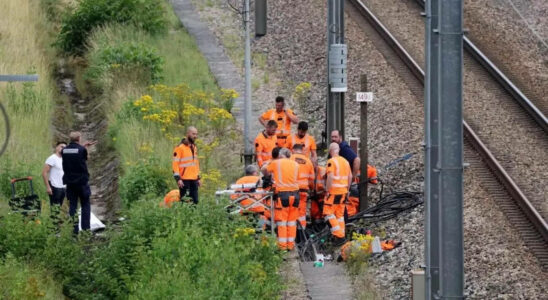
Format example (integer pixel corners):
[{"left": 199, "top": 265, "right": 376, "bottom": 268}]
[
  {"left": 326, "top": 156, "right": 351, "bottom": 195},
  {"left": 315, "top": 166, "right": 327, "bottom": 194},
  {"left": 261, "top": 108, "right": 295, "bottom": 136},
  {"left": 287, "top": 133, "right": 317, "bottom": 158},
  {"left": 162, "top": 189, "right": 180, "bottom": 208},
  {"left": 232, "top": 175, "right": 264, "bottom": 212},
  {"left": 290, "top": 153, "right": 315, "bottom": 190},
  {"left": 352, "top": 165, "right": 379, "bottom": 185},
  {"left": 172, "top": 141, "right": 200, "bottom": 180},
  {"left": 254, "top": 131, "right": 277, "bottom": 167},
  {"left": 266, "top": 158, "right": 299, "bottom": 193}
]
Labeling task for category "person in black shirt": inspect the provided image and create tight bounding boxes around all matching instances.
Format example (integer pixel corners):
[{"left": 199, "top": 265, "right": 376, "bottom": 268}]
[{"left": 62, "top": 131, "right": 96, "bottom": 233}]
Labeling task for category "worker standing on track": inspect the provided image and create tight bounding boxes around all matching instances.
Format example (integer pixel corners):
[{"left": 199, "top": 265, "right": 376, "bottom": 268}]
[
  {"left": 261, "top": 147, "right": 300, "bottom": 250},
  {"left": 287, "top": 121, "right": 318, "bottom": 165},
  {"left": 42, "top": 141, "right": 67, "bottom": 224},
  {"left": 172, "top": 126, "right": 201, "bottom": 204},
  {"left": 259, "top": 96, "right": 299, "bottom": 147},
  {"left": 255, "top": 120, "right": 278, "bottom": 167},
  {"left": 289, "top": 144, "right": 314, "bottom": 229},
  {"left": 324, "top": 142, "right": 352, "bottom": 245}
]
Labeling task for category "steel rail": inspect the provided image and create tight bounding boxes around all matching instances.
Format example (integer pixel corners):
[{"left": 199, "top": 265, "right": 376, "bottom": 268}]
[
  {"left": 412, "top": 0, "right": 548, "bottom": 133},
  {"left": 347, "top": 0, "right": 548, "bottom": 242}
]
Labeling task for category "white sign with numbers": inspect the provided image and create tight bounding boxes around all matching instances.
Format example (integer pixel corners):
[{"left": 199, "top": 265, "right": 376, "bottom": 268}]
[{"left": 356, "top": 92, "right": 374, "bottom": 102}]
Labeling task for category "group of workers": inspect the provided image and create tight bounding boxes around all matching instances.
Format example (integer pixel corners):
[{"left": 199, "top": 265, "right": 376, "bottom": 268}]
[
  {"left": 239, "top": 96, "right": 378, "bottom": 250},
  {"left": 169, "top": 96, "right": 378, "bottom": 250}
]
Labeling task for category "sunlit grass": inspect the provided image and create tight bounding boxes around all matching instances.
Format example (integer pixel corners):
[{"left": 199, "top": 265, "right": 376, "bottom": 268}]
[{"left": 0, "top": 0, "right": 58, "bottom": 211}]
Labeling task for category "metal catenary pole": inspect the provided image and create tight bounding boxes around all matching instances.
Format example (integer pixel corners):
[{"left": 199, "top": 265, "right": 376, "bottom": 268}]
[
  {"left": 424, "top": 0, "right": 441, "bottom": 298},
  {"left": 326, "top": 0, "right": 345, "bottom": 141},
  {"left": 437, "top": 0, "right": 464, "bottom": 298},
  {"left": 359, "top": 74, "right": 368, "bottom": 211},
  {"left": 243, "top": 0, "right": 253, "bottom": 167}
]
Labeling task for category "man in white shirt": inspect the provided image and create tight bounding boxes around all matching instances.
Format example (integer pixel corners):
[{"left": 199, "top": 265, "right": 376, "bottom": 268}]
[{"left": 42, "top": 142, "right": 67, "bottom": 221}]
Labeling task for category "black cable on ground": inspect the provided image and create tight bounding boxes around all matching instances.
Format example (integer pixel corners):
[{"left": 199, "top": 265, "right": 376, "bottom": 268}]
[{"left": 0, "top": 101, "right": 9, "bottom": 157}]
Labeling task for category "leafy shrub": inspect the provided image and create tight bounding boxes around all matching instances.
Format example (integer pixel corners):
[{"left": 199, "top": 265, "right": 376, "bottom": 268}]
[
  {"left": 56, "top": 0, "right": 166, "bottom": 54},
  {"left": 119, "top": 158, "right": 169, "bottom": 206},
  {"left": 86, "top": 42, "right": 164, "bottom": 89},
  {"left": 0, "top": 199, "right": 284, "bottom": 299}
]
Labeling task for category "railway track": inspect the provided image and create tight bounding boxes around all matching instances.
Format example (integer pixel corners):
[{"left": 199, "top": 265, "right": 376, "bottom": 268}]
[{"left": 346, "top": 0, "right": 548, "bottom": 270}]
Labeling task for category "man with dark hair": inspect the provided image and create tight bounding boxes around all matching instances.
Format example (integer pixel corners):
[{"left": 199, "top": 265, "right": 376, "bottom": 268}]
[
  {"left": 330, "top": 130, "right": 360, "bottom": 177},
  {"left": 259, "top": 96, "right": 299, "bottom": 147},
  {"left": 42, "top": 141, "right": 67, "bottom": 223},
  {"left": 173, "top": 126, "right": 201, "bottom": 204},
  {"left": 254, "top": 120, "right": 278, "bottom": 167},
  {"left": 62, "top": 132, "right": 96, "bottom": 233},
  {"left": 287, "top": 121, "right": 317, "bottom": 165}
]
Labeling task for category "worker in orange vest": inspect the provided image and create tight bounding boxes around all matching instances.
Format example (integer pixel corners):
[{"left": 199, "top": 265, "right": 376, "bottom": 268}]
[
  {"left": 162, "top": 189, "right": 180, "bottom": 208},
  {"left": 259, "top": 96, "right": 299, "bottom": 147},
  {"left": 261, "top": 147, "right": 300, "bottom": 250},
  {"left": 289, "top": 144, "right": 314, "bottom": 229},
  {"left": 347, "top": 165, "right": 379, "bottom": 217},
  {"left": 287, "top": 121, "right": 318, "bottom": 165},
  {"left": 172, "top": 126, "right": 200, "bottom": 204},
  {"left": 310, "top": 165, "right": 326, "bottom": 222},
  {"left": 255, "top": 120, "right": 278, "bottom": 167},
  {"left": 324, "top": 142, "right": 352, "bottom": 244},
  {"left": 232, "top": 165, "right": 264, "bottom": 214}
]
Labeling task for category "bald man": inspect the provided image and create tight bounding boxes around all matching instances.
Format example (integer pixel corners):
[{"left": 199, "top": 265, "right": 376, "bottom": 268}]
[
  {"left": 330, "top": 130, "right": 360, "bottom": 177},
  {"left": 324, "top": 142, "right": 352, "bottom": 243},
  {"left": 173, "top": 126, "right": 201, "bottom": 204}
]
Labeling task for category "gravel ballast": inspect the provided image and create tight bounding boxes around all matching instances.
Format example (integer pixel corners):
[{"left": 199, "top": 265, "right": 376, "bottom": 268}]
[{"left": 188, "top": 0, "right": 548, "bottom": 298}]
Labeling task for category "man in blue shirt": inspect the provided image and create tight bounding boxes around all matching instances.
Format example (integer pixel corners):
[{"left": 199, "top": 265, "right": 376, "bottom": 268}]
[
  {"left": 62, "top": 131, "right": 96, "bottom": 233},
  {"left": 330, "top": 130, "right": 360, "bottom": 178}
]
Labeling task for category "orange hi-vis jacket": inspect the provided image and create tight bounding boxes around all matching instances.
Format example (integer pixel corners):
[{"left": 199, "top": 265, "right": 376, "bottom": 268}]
[
  {"left": 261, "top": 109, "right": 296, "bottom": 137},
  {"left": 290, "top": 153, "right": 314, "bottom": 190},
  {"left": 287, "top": 133, "right": 317, "bottom": 158},
  {"left": 315, "top": 166, "right": 327, "bottom": 194},
  {"left": 352, "top": 165, "right": 379, "bottom": 185},
  {"left": 255, "top": 131, "right": 277, "bottom": 167},
  {"left": 266, "top": 158, "right": 300, "bottom": 193},
  {"left": 232, "top": 175, "right": 263, "bottom": 212},
  {"left": 172, "top": 141, "right": 200, "bottom": 180},
  {"left": 326, "top": 156, "right": 351, "bottom": 195}
]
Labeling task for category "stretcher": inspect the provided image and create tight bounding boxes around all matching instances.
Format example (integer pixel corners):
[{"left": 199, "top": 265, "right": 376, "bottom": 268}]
[{"left": 215, "top": 183, "right": 275, "bottom": 236}]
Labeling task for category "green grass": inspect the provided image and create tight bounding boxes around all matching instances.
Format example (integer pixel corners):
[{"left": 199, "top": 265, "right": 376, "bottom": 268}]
[{"left": 0, "top": 0, "right": 61, "bottom": 213}]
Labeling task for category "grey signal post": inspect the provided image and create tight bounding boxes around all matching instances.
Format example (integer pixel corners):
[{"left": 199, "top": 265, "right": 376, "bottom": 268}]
[
  {"left": 424, "top": 0, "right": 464, "bottom": 298},
  {"left": 326, "top": 0, "right": 346, "bottom": 141},
  {"left": 424, "top": 0, "right": 441, "bottom": 298},
  {"left": 243, "top": 0, "right": 253, "bottom": 168}
]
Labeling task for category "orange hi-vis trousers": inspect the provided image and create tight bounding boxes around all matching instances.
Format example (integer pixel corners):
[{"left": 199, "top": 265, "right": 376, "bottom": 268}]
[
  {"left": 274, "top": 191, "right": 300, "bottom": 250},
  {"left": 298, "top": 191, "right": 308, "bottom": 228},
  {"left": 323, "top": 194, "right": 346, "bottom": 238}
]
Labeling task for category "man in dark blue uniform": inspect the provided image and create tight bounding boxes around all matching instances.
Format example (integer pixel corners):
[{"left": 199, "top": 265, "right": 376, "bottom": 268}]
[{"left": 62, "top": 131, "right": 96, "bottom": 233}]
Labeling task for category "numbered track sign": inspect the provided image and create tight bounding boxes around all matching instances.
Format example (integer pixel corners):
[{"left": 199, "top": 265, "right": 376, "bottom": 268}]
[{"left": 356, "top": 92, "right": 374, "bottom": 102}]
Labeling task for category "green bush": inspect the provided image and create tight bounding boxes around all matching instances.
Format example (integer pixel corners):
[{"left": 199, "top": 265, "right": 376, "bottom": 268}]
[
  {"left": 56, "top": 0, "right": 166, "bottom": 54},
  {"left": 0, "top": 199, "right": 283, "bottom": 299},
  {"left": 85, "top": 42, "right": 164, "bottom": 89},
  {"left": 119, "top": 159, "right": 169, "bottom": 206}
]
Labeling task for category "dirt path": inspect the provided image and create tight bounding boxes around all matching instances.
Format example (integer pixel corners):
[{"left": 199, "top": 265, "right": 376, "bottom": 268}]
[{"left": 55, "top": 60, "right": 119, "bottom": 221}]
